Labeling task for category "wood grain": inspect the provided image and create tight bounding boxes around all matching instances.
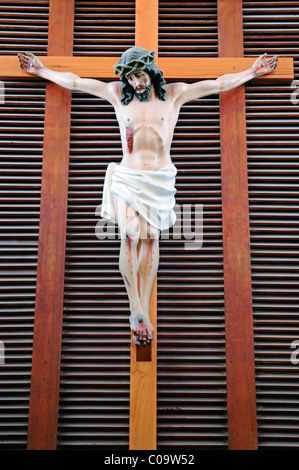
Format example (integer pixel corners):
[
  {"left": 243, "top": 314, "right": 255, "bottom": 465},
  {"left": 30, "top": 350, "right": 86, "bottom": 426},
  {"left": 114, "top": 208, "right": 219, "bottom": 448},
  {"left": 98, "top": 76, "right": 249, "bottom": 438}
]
[
  {"left": 218, "top": 0, "right": 258, "bottom": 450},
  {"left": 3, "top": 0, "right": 292, "bottom": 452},
  {"left": 135, "top": 0, "right": 159, "bottom": 56},
  {"left": 129, "top": 0, "right": 159, "bottom": 450},
  {"left": 26, "top": 0, "right": 74, "bottom": 450},
  {"left": 129, "top": 278, "right": 157, "bottom": 449},
  {"left": 1, "top": 56, "right": 293, "bottom": 83}
]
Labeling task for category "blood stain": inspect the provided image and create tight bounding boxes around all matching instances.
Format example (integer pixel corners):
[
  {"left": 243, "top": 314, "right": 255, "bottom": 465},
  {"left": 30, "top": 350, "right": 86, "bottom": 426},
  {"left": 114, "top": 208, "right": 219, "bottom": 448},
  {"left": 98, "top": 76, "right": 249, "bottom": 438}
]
[{"left": 126, "top": 126, "right": 134, "bottom": 153}]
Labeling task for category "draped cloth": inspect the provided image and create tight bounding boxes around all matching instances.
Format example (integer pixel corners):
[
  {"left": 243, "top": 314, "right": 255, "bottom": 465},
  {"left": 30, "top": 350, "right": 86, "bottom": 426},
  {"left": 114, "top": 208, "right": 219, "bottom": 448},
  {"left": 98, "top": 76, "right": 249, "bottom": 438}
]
[{"left": 101, "top": 162, "right": 177, "bottom": 231}]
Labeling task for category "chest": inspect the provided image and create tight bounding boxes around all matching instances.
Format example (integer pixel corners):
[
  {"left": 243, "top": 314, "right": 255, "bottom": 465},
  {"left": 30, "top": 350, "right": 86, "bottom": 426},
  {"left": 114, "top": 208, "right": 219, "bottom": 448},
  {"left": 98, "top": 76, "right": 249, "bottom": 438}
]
[{"left": 116, "top": 97, "right": 176, "bottom": 131}]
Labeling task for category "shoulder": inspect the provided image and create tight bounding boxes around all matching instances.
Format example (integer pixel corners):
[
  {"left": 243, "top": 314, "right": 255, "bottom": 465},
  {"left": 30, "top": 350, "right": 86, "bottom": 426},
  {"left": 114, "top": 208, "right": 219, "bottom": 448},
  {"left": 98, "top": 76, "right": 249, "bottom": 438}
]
[
  {"left": 108, "top": 80, "right": 122, "bottom": 97},
  {"left": 164, "top": 82, "right": 188, "bottom": 100}
]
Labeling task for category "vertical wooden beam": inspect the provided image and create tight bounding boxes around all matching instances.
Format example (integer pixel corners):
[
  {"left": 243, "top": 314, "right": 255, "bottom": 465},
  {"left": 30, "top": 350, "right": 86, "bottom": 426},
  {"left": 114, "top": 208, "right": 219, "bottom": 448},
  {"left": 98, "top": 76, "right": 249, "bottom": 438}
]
[
  {"left": 217, "top": 0, "right": 258, "bottom": 450},
  {"left": 129, "top": 279, "right": 157, "bottom": 449},
  {"left": 129, "top": 0, "right": 159, "bottom": 450},
  {"left": 135, "top": 0, "right": 159, "bottom": 55},
  {"left": 27, "top": 0, "right": 74, "bottom": 450}
]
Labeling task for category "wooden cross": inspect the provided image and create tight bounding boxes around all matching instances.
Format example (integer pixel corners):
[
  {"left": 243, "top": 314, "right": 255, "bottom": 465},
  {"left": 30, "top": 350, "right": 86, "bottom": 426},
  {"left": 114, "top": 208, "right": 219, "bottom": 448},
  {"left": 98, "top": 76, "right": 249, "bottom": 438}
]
[{"left": 0, "top": 0, "right": 293, "bottom": 450}]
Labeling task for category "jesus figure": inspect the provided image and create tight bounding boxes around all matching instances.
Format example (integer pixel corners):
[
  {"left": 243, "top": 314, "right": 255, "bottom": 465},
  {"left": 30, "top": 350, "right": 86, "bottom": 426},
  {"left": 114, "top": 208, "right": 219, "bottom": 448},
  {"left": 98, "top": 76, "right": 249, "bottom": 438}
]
[{"left": 18, "top": 47, "right": 278, "bottom": 346}]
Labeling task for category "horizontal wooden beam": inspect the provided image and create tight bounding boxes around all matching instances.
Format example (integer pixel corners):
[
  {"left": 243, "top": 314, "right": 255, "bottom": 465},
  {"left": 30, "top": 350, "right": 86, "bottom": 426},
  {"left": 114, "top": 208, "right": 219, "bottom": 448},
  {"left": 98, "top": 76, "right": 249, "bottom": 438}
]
[
  {"left": 1, "top": 56, "right": 293, "bottom": 83},
  {"left": 160, "top": 57, "right": 293, "bottom": 83}
]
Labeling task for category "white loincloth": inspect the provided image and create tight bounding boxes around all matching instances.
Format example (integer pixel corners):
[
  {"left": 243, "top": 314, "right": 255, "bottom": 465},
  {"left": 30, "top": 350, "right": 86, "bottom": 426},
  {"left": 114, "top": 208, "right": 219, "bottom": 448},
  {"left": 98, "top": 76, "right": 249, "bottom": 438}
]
[{"left": 101, "top": 162, "right": 177, "bottom": 231}]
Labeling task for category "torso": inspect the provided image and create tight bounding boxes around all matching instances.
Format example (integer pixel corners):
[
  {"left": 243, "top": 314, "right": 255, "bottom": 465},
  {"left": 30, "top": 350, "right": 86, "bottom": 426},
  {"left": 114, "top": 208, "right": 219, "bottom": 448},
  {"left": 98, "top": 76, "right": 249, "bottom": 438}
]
[{"left": 113, "top": 84, "right": 181, "bottom": 171}]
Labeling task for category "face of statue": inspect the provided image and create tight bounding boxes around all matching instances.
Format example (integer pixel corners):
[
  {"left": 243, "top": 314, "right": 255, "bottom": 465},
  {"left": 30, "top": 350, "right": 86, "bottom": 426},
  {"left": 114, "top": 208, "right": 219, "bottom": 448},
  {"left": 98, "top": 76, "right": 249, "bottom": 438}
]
[{"left": 126, "top": 70, "right": 152, "bottom": 102}]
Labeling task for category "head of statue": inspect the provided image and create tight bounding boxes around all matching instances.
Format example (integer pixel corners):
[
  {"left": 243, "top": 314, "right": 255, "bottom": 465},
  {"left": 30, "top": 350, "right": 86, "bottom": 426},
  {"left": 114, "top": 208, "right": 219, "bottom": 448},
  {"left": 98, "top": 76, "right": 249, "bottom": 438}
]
[{"left": 113, "top": 46, "right": 167, "bottom": 105}]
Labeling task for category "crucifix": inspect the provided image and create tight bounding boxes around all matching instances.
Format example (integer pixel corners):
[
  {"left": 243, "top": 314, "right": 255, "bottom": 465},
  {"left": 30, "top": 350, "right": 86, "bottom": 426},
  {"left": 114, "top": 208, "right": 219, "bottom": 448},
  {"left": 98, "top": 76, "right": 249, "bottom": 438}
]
[
  {"left": 1, "top": 0, "right": 293, "bottom": 451},
  {"left": 18, "top": 46, "right": 278, "bottom": 347}
]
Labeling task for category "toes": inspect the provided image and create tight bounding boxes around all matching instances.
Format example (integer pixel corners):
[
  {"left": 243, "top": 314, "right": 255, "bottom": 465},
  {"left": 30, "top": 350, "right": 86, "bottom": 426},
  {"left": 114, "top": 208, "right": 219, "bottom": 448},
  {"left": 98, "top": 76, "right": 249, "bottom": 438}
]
[
  {"left": 133, "top": 334, "right": 140, "bottom": 347},
  {"left": 131, "top": 319, "right": 154, "bottom": 347},
  {"left": 140, "top": 329, "right": 147, "bottom": 344},
  {"left": 132, "top": 327, "right": 144, "bottom": 346}
]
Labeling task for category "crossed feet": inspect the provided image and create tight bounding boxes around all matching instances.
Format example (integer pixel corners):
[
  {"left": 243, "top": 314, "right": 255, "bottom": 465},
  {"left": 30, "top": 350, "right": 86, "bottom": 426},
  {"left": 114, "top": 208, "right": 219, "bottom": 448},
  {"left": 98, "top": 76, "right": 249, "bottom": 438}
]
[{"left": 130, "top": 313, "right": 154, "bottom": 347}]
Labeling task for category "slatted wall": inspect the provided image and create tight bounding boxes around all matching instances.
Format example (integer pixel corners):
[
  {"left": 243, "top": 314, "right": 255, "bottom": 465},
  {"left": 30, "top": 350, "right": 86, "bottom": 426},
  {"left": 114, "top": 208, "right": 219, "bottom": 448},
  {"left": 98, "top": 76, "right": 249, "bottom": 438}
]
[
  {"left": 57, "top": 93, "right": 131, "bottom": 449},
  {"left": 56, "top": 1, "right": 134, "bottom": 449},
  {"left": 156, "top": 95, "right": 227, "bottom": 449},
  {"left": 243, "top": 0, "right": 299, "bottom": 449},
  {"left": 0, "top": 0, "right": 48, "bottom": 449},
  {"left": 56, "top": 0, "right": 227, "bottom": 450},
  {"left": 1, "top": 0, "right": 299, "bottom": 451},
  {"left": 73, "top": 0, "right": 135, "bottom": 56},
  {"left": 158, "top": 0, "right": 218, "bottom": 57},
  {"left": 157, "top": 0, "right": 227, "bottom": 449}
]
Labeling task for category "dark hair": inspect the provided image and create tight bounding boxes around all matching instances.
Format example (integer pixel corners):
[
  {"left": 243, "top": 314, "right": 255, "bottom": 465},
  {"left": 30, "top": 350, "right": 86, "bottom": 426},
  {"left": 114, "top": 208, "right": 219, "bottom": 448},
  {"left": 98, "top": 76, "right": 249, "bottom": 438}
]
[
  {"left": 120, "top": 64, "right": 167, "bottom": 105},
  {"left": 116, "top": 47, "right": 167, "bottom": 105}
]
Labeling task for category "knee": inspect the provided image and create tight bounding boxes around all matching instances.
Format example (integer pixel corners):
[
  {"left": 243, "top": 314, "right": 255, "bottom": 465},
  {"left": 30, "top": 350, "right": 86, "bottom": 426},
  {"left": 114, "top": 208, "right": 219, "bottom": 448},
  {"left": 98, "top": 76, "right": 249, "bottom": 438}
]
[
  {"left": 146, "top": 225, "right": 160, "bottom": 242},
  {"left": 149, "top": 226, "right": 159, "bottom": 240},
  {"left": 139, "top": 218, "right": 159, "bottom": 242},
  {"left": 120, "top": 216, "right": 140, "bottom": 244}
]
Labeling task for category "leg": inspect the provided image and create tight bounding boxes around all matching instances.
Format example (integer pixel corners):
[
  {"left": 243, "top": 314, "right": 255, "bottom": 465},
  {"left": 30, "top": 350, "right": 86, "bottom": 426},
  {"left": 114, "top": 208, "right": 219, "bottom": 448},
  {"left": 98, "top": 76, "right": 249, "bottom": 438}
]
[
  {"left": 114, "top": 195, "right": 154, "bottom": 346},
  {"left": 119, "top": 230, "right": 142, "bottom": 318},
  {"left": 138, "top": 219, "right": 160, "bottom": 320}
]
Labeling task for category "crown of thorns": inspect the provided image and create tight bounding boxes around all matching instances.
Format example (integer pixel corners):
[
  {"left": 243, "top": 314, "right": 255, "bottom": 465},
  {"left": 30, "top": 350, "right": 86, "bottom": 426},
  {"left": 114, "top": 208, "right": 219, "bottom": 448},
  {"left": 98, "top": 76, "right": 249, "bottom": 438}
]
[{"left": 113, "top": 50, "right": 156, "bottom": 77}]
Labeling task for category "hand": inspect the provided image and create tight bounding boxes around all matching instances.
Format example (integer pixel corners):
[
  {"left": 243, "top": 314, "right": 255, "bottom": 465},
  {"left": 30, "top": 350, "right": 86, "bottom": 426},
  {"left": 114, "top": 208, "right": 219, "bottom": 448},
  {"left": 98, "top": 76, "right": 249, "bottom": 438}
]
[
  {"left": 251, "top": 53, "right": 278, "bottom": 77},
  {"left": 17, "top": 52, "right": 45, "bottom": 76}
]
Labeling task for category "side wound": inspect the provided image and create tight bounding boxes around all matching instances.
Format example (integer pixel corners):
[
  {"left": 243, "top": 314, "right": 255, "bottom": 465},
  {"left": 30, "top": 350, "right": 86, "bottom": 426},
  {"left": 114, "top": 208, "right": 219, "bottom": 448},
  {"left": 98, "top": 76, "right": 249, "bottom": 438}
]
[{"left": 126, "top": 126, "right": 134, "bottom": 153}]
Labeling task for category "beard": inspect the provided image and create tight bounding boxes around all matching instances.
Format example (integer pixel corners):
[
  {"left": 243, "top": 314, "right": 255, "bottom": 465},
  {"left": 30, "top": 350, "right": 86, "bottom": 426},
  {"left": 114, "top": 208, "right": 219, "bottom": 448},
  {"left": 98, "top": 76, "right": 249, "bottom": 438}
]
[{"left": 135, "top": 83, "right": 152, "bottom": 102}]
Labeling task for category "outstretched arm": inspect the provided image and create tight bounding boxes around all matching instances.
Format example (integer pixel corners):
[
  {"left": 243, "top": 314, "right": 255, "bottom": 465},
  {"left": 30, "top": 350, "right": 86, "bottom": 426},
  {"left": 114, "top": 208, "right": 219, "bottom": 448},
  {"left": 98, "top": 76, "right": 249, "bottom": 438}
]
[
  {"left": 175, "top": 53, "right": 278, "bottom": 105},
  {"left": 18, "top": 52, "right": 119, "bottom": 104}
]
